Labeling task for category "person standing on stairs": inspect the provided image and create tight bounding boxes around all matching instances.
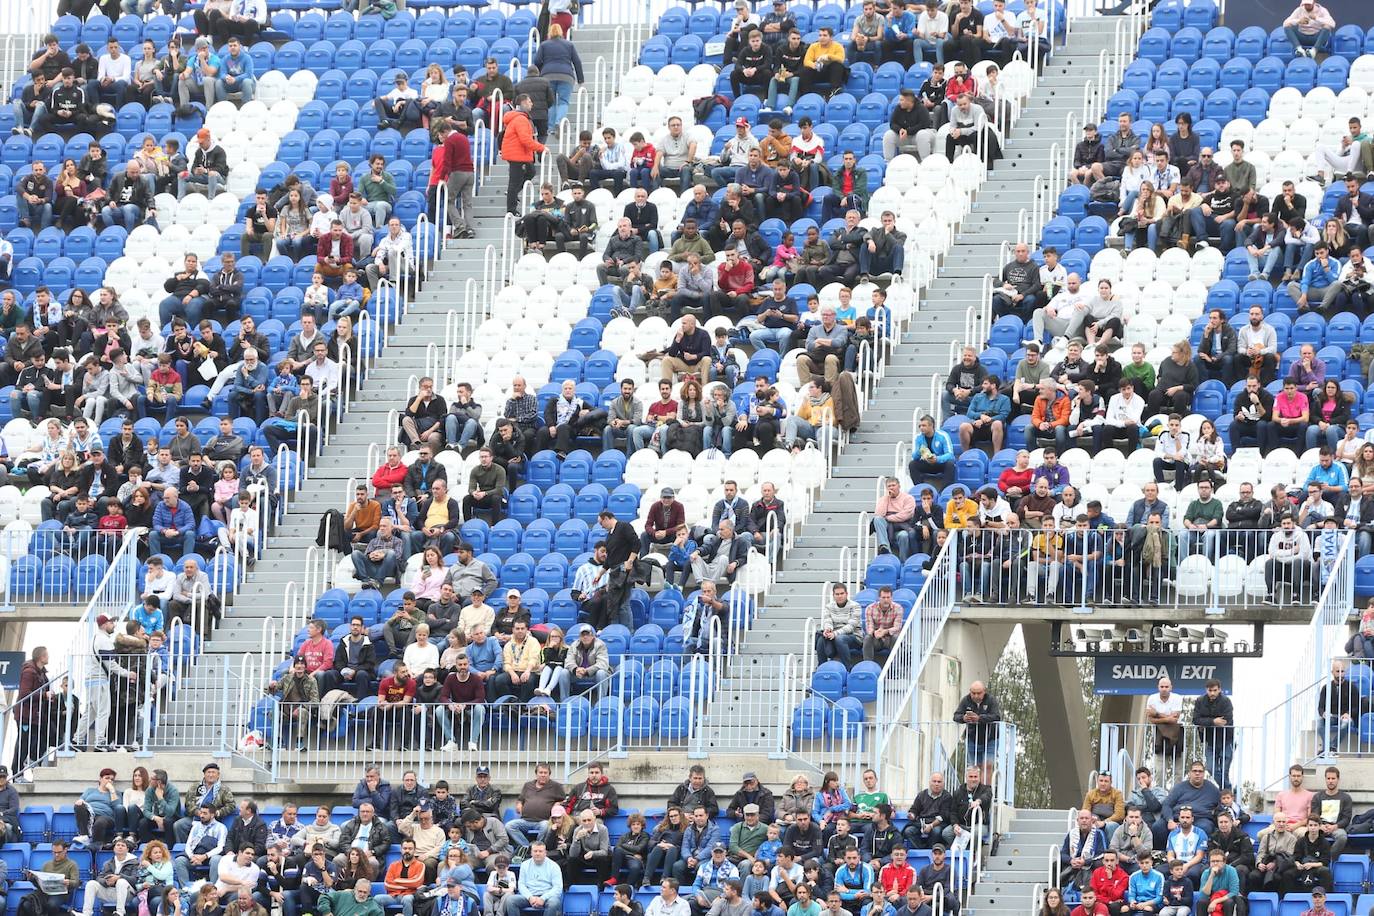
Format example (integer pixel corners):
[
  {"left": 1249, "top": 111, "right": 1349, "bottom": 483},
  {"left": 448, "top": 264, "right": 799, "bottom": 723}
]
[
  {"left": 437, "top": 120, "right": 476, "bottom": 241},
  {"left": 502, "top": 95, "right": 546, "bottom": 218}
]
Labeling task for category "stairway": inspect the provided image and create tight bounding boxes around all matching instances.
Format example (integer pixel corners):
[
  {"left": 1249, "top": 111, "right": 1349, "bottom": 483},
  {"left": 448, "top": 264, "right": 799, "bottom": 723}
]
[
  {"left": 151, "top": 24, "right": 628, "bottom": 743},
  {"left": 967, "top": 809, "right": 1064, "bottom": 916},
  {"left": 697, "top": 19, "right": 1121, "bottom": 747}
]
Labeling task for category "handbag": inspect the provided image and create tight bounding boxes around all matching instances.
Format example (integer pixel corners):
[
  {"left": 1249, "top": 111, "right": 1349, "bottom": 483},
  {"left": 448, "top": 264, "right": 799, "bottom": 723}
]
[{"left": 1117, "top": 216, "right": 1138, "bottom": 234}]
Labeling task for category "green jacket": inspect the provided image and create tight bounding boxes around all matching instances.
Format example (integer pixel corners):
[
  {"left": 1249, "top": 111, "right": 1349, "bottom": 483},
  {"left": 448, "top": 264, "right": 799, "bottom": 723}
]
[
  {"left": 182, "top": 780, "right": 235, "bottom": 821},
  {"left": 318, "top": 889, "right": 386, "bottom": 916},
  {"left": 143, "top": 783, "right": 181, "bottom": 821},
  {"left": 829, "top": 165, "right": 869, "bottom": 208}
]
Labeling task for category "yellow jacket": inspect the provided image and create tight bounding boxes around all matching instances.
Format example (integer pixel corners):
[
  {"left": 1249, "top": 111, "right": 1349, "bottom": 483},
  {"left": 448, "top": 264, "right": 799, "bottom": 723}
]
[
  {"left": 504, "top": 636, "right": 541, "bottom": 674},
  {"left": 803, "top": 40, "right": 847, "bottom": 68}
]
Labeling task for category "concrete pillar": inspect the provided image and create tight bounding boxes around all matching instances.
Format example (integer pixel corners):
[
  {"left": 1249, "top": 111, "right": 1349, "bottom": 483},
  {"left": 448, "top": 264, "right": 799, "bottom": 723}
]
[{"left": 1024, "top": 622, "right": 1094, "bottom": 809}]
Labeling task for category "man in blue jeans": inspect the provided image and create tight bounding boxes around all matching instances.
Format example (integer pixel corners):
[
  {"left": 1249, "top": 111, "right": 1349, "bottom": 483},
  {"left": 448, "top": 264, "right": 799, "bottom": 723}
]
[
  {"left": 1282, "top": 0, "right": 1335, "bottom": 58},
  {"left": 747, "top": 279, "right": 799, "bottom": 352},
  {"left": 149, "top": 486, "right": 196, "bottom": 558}
]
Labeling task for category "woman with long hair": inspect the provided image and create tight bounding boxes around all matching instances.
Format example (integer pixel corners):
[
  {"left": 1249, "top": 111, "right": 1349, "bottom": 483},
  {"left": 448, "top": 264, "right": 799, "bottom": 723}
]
[
  {"left": 532, "top": 24, "right": 585, "bottom": 129},
  {"left": 1190, "top": 418, "right": 1227, "bottom": 485},
  {"left": 538, "top": 804, "right": 577, "bottom": 866},
  {"left": 336, "top": 846, "right": 374, "bottom": 885},
  {"left": 1039, "top": 887, "right": 1070, "bottom": 916},
  {"left": 673, "top": 378, "right": 706, "bottom": 455},
  {"left": 534, "top": 625, "right": 570, "bottom": 700},
  {"left": 138, "top": 840, "right": 175, "bottom": 912},
  {"left": 274, "top": 187, "right": 313, "bottom": 260},
  {"left": 123, "top": 766, "right": 151, "bottom": 843},
  {"left": 53, "top": 158, "right": 91, "bottom": 231},
  {"left": 1307, "top": 378, "right": 1352, "bottom": 452},
  {"left": 643, "top": 806, "right": 685, "bottom": 886},
  {"left": 1123, "top": 180, "right": 1165, "bottom": 252},
  {"left": 409, "top": 546, "right": 449, "bottom": 609},
  {"left": 419, "top": 64, "right": 450, "bottom": 122}
]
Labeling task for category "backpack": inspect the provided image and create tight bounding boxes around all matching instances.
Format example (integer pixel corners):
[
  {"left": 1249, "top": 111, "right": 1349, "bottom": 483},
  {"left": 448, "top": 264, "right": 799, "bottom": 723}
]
[{"left": 1090, "top": 178, "right": 1119, "bottom": 202}]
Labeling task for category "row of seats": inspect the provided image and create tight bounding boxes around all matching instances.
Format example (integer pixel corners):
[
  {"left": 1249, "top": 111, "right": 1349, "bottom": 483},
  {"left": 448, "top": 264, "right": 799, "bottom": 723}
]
[
  {"left": 1138, "top": 24, "right": 1374, "bottom": 66},
  {"left": 655, "top": 0, "right": 1069, "bottom": 41}
]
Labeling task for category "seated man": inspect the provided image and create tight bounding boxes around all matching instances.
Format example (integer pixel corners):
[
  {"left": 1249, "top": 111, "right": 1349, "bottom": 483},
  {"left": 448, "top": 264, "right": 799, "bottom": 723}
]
[
  {"left": 351, "top": 517, "right": 406, "bottom": 590},
  {"left": 375, "top": 73, "right": 421, "bottom": 132},
  {"left": 908, "top": 414, "right": 954, "bottom": 489},
  {"left": 537, "top": 380, "right": 607, "bottom": 457},
  {"left": 957, "top": 375, "right": 1010, "bottom": 453},
  {"left": 216, "top": 36, "right": 255, "bottom": 103},
  {"left": 179, "top": 128, "right": 229, "bottom": 200},
  {"left": 796, "top": 307, "right": 849, "bottom": 383}
]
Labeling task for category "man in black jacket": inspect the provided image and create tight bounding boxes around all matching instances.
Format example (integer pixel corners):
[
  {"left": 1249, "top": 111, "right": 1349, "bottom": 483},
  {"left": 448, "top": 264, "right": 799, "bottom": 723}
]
[
  {"left": 951, "top": 767, "right": 994, "bottom": 846},
  {"left": 222, "top": 799, "right": 269, "bottom": 867},
  {"left": 99, "top": 161, "right": 152, "bottom": 230},
  {"left": 661, "top": 313, "right": 711, "bottom": 382},
  {"left": 1194, "top": 308, "right": 1237, "bottom": 385},
  {"left": 203, "top": 251, "right": 244, "bottom": 324},
  {"left": 730, "top": 30, "right": 772, "bottom": 100},
  {"left": 158, "top": 254, "right": 210, "bottom": 327},
  {"left": 13, "top": 71, "right": 50, "bottom": 136},
  {"left": 821, "top": 212, "right": 866, "bottom": 286},
  {"left": 1334, "top": 173, "right": 1374, "bottom": 249},
  {"left": 1206, "top": 810, "right": 1253, "bottom": 888},
  {"left": 1191, "top": 679, "right": 1235, "bottom": 790},
  {"left": 1231, "top": 376, "right": 1273, "bottom": 450},
  {"left": 1318, "top": 659, "right": 1364, "bottom": 758},
  {"left": 906, "top": 772, "right": 956, "bottom": 848},
  {"left": 598, "top": 219, "right": 648, "bottom": 286},
  {"left": 953, "top": 681, "right": 1002, "bottom": 782},
  {"left": 598, "top": 509, "right": 640, "bottom": 628},
  {"left": 31, "top": 68, "right": 96, "bottom": 137},
  {"left": 624, "top": 188, "right": 662, "bottom": 251},
  {"left": 318, "top": 616, "right": 377, "bottom": 701},
  {"left": 514, "top": 66, "right": 554, "bottom": 140},
  {"left": 725, "top": 773, "right": 776, "bottom": 823},
  {"left": 403, "top": 445, "right": 447, "bottom": 499},
  {"left": 556, "top": 183, "right": 598, "bottom": 257},
  {"left": 179, "top": 128, "right": 229, "bottom": 200},
  {"left": 883, "top": 89, "right": 933, "bottom": 160}
]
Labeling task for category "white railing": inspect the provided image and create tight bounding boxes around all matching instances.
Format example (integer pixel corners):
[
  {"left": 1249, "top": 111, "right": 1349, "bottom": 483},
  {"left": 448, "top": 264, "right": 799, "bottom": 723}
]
[{"left": 873, "top": 534, "right": 958, "bottom": 766}]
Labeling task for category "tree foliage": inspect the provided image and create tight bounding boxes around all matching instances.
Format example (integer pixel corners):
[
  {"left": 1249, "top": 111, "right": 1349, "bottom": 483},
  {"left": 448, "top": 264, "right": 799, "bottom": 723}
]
[{"left": 988, "top": 640, "right": 1103, "bottom": 810}]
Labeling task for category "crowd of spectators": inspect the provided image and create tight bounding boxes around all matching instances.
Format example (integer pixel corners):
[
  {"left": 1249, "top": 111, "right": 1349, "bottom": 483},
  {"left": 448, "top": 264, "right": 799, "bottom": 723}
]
[{"left": 8, "top": 752, "right": 1004, "bottom": 916}]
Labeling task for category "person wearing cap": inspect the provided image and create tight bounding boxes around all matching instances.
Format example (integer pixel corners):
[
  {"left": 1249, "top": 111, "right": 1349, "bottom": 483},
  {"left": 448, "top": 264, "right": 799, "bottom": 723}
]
[
  {"left": 179, "top": 127, "right": 229, "bottom": 201},
  {"left": 176, "top": 37, "right": 220, "bottom": 116},
  {"left": 73, "top": 766, "right": 124, "bottom": 848},
  {"left": 708, "top": 121, "right": 761, "bottom": 191},
  {"left": 721, "top": 0, "right": 763, "bottom": 64},
  {"left": 727, "top": 802, "right": 769, "bottom": 868},
  {"left": 72, "top": 612, "right": 133, "bottom": 752},
  {"left": 1283, "top": 0, "right": 1335, "bottom": 59},
  {"left": 727, "top": 774, "right": 777, "bottom": 825},
  {"left": 396, "top": 806, "right": 445, "bottom": 880},
  {"left": 759, "top": 0, "right": 795, "bottom": 46},
  {"left": 375, "top": 73, "right": 422, "bottom": 133},
  {"left": 460, "top": 766, "right": 503, "bottom": 818},
  {"left": 639, "top": 486, "right": 685, "bottom": 557}
]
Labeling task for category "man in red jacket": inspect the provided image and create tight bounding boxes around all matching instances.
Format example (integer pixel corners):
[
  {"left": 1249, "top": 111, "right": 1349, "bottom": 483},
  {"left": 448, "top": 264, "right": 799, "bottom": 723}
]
[
  {"left": 501, "top": 94, "right": 546, "bottom": 217},
  {"left": 1090, "top": 851, "right": 1130, "bottom": 916},
  {"left": 438, "top": 120, "right": 475, "bottom": 240},
  {"left": 315, "top": 220, "right": 355, "bottom": 281}
]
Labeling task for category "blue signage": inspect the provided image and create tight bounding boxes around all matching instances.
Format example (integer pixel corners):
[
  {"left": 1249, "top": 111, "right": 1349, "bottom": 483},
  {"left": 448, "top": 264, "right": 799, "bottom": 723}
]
[
  {"left": 0, "top": 652, "right": 25, "bottom": 689},
  {"left": 1093, "top": 656, "right": 1233, "bottom": 695}
]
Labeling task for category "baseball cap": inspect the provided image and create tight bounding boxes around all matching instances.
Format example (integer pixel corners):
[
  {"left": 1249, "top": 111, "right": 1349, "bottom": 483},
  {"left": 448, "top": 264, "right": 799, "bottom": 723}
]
[
  {"left": 0, "top": 767, "right": 9, "bottom": 778},
  {"left": 661, "top": 487, "right": 675, "bottom": 498},
  {"left": 507, "top": 588, "right": 522, "bottom": 599},
  {"left": 551, "top": 804, "right": 567, "bottom": 817},
  {"left": 476, "top": 766, "right": 491, "bottom": 776},
  {"left": 395, "top": 74, "right": 408, "bottom": 83},
  {"left": 712, "top": 842, "right": 728, "bottom": 852},
  {"left": 495, "top": 855, "right": 511, "bottom": 867},
  {"left": 1313, "top": 888, "right": 1327, "bottom": 897},
  {"left": 742, "top": 772, "right": 757, "bottom": 781},
  {"left": 931, "top": 844, "right": 946, "bottom": 853},
  {"left": 735, "top": 116, "right": 750, "bottom": 127},
  {"left": 743, "top": 804, "right": 760, "bottom": 815},
  {"left": 96, "top": 614, "right": 111, "bottom": 626},
  {"left": 196, "top": 128, "right": 211, "bottom": 141}
]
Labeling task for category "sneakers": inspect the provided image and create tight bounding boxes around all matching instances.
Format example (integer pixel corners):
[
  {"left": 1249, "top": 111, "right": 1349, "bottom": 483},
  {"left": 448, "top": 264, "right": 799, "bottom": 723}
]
[
  {"left": 440, "top": 740, "right": 460, "bottom": 752},
  {"left": 73, "top": 835, "right": 91, "bottom": 847},
  {"left": 467, "top": 741, "right": 478, "bottom": 751}
]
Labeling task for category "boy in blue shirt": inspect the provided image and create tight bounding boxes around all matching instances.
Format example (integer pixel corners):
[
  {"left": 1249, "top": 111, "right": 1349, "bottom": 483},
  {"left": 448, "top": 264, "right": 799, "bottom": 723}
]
[
  {"left": 1126, "top": 852, "right": 1163, "bottom": 915},
  {"left": 332, "top": 268, "right": 365, "bottom": 320}
]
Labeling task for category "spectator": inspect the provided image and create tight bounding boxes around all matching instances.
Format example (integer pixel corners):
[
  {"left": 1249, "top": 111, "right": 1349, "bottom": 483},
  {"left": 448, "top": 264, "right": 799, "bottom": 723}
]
[
  {"left": 180, "top": 128, "right": 229, "bottom": 200},
  {"left": 991, "top": 243, "right": 1044, "bottom": 322},
  {"left": 1283, "top": 0, "right": 1335, "bottom": 57},
  {"left": 1083, "top": 773, "right": 1126, "bottom": 844}
]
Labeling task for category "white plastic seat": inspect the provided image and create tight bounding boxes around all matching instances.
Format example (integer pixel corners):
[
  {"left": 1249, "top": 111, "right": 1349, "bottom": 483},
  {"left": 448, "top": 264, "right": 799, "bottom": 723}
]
[
  {"left": 1175, "top": 555, "right": 1213, "bottom": 597},
  {"left": 624, "top": 449, "right": 659, "bottom": 490},
  {"left": 1154, "top": 249, "right": 1191, "bottom": 287},
  {"left": 285, "top": 70, "right": 318, "bottom": 107},
  {"left": 512, "top": 253, "right": 547, "bottom": 291},
  {"left": 1189, "top": 247, "right": 1224, "bottom": 285},
  {"left": 473, "top": 319, "right": 509, "bottom": 356},
  {"left": 255, "top": 71, "right": 289, "bottom": 107},
  {"left": 1267, "top": 87, "right": 1304, "bottom": 126},
  {"left": 651, "top": 64, "right": 687, "bottom": 100},
  {"left": 1301, "top": 87, "right": 1337, "bottom": 125},
  {"left": 1090, "top": 449, "right": 1125, "bottom": 488},
  {"left": 1089, "top": 248, "right": 1124, "bottom": 283},
  {"left": 1349, "top": 55, "right": 1374, "bottom": 95},
  {"left": 1122, "top": 248, "right": 1157, "bottom": 287}
]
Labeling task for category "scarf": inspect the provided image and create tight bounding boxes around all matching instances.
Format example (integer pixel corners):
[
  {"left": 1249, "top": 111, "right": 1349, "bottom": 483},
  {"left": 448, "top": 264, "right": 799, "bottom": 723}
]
[
  {"left": 556, "top": 396, "right": 578, "bottom": 426},
  {"left": 1141, "top": 526, "right": 1163, "bottom": 568}
]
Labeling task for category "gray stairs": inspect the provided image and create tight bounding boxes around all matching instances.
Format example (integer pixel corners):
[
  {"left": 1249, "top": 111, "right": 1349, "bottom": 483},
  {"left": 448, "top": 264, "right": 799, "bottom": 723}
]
[
  {"left": 697, "top": 19, "right": 1122, "bottom": 746},
  {"left": 152, "top": 19, "right": 628, "bottom": 740},
  {"left": 967, "top": 809, "right": 1064, "bottom": 916}
]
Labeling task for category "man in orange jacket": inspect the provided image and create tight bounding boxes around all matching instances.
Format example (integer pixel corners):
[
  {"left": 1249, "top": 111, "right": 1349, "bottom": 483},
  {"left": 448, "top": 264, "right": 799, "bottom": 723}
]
[{"left": 502, "top": 93, "right": 546, "bottom": 217}]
